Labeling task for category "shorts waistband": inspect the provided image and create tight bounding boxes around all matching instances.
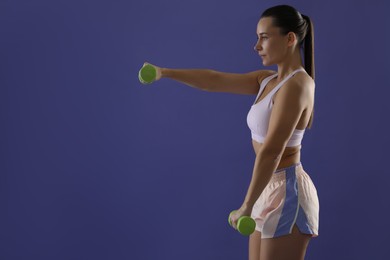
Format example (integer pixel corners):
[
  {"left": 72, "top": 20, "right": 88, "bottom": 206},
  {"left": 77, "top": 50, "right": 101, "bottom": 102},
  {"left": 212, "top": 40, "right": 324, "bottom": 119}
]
[
  {"left": 274, "top": 162, "right": 302, "bottom": 174},
  {"left": 268, "top": 163, "right": 303, "bottom": 182}
]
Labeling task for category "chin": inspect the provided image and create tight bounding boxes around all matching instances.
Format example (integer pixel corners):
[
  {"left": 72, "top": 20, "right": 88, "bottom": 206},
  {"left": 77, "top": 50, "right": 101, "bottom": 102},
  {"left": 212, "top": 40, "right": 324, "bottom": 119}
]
[
  {"left": 262, "top": 60, "right": 272, "bottom": 66},
  {"left": 262, "top": 59, "right": 277, "bottom": 67}
]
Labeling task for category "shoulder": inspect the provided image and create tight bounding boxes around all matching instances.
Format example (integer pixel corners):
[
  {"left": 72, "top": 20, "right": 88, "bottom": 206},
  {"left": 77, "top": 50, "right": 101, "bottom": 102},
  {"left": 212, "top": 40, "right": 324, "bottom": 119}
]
[
  {"left": 275, "top": 72, "right": 314, "bottom": 104},
  {"left": 284, "top": 72, "right": 314, "bottom": 94},
  {"left": 241, "top": 69, "right": 276, "bottom": 94},
  {"left": 257, "top": 70, "right": 277, "bottom": 85}
]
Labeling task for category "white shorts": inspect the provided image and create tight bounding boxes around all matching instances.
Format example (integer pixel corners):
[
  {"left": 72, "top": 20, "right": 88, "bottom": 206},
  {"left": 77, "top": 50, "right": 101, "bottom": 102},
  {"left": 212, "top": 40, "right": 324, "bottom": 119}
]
[{"left": 250, "top": 163, "right": 319, "bottom": 238}]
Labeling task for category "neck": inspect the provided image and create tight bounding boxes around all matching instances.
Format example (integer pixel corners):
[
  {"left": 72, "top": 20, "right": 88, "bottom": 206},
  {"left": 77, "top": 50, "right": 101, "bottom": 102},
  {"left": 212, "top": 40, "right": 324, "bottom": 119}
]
[{"left": 276, "top": 49, "right": 304, "bottom": 80}]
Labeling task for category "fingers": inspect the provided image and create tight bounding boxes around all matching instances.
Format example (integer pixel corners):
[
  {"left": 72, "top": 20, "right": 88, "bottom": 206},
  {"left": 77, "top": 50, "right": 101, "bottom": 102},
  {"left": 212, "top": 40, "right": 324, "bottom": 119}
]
[
  {"left": 143, "top": 61, "right": 159, "bottom": 69},
  {"left": 232, "top": 222, "right": 237, "bottom": 230},
  {"left": 143, "top": 61, "right": 156, "bottom": 68},
  {"left": 230, "top": 214, "right": 238, "bottom": 230}
]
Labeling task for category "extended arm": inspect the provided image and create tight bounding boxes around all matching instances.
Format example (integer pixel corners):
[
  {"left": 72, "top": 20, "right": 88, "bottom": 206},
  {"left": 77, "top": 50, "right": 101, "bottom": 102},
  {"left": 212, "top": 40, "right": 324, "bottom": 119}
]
[
  {"left": 142, "top": 62, "right": 275, "bottom": 95},
  {"left": 161, "top": 68, "right": 273, "bottom": 94}
]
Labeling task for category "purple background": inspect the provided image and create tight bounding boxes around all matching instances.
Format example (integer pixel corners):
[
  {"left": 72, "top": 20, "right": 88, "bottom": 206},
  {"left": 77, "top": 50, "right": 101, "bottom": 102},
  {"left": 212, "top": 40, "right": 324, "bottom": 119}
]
[{"left": 2, "top": 0, "right": 389, "bottom": 259}]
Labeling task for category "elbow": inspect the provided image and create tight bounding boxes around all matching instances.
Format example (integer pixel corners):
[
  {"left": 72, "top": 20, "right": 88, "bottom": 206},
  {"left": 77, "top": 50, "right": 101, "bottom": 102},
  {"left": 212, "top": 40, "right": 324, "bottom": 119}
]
[
  {"left": 203, "top": 70, "right": 221, "bottom": 92},
  {"left": 258, "top": 144, "right": 284, "bottom": 163}
]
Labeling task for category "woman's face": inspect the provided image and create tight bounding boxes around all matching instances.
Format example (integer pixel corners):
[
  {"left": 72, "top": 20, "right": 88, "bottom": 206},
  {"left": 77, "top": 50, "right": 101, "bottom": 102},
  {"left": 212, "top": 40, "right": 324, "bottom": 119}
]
[{"left": 254, "top": 17, "right": 289, "bottom": 66}]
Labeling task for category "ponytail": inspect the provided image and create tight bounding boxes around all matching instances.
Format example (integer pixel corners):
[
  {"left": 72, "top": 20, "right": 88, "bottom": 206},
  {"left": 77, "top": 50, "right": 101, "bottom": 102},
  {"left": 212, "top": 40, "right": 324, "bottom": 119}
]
[
  {"left": 302, "top": 14, "right": 315, "bottom": 80},
  {"left": 302, "top": 14, "right": 315, "bottom": 129}
]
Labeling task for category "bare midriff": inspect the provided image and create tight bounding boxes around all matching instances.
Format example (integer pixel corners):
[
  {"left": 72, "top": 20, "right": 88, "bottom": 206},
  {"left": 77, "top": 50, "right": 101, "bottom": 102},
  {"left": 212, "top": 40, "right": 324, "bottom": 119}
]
[{"left": 252, "top": 139, "right": 301, "bottom": 170}]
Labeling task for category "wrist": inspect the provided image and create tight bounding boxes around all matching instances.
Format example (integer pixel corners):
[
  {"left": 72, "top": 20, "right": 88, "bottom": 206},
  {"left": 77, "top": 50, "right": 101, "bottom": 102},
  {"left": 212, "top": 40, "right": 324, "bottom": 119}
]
[
  {"left": 241, "top": 201, "right": 255, "bottom": 211},
  {"left": 160, "top": 67, "right": 170, "bottom": 78}
]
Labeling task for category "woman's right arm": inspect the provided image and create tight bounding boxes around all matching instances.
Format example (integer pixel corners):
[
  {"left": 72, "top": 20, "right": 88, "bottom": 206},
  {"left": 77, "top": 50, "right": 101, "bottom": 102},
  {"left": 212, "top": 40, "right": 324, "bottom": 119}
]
[{"left": 146, "top": 63, "right": 275, "bottom": 95}]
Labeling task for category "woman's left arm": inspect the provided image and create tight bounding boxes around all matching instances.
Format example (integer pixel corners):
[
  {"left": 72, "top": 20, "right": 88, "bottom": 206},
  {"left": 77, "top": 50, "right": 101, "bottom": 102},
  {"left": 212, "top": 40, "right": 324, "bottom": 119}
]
[{"left": 231, "top": 80, "right": 312, "bottom": 227}]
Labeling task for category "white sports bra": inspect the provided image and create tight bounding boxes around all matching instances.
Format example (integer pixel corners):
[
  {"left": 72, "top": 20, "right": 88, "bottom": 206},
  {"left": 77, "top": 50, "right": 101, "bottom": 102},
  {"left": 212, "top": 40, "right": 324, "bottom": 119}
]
[{"left": 246, "top": 68, "right": 306, "bottom": 147}]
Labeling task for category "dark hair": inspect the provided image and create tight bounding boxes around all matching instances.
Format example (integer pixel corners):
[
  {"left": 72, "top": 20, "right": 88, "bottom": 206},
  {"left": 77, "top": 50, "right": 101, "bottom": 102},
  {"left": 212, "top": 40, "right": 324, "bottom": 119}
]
[{"left": 261, "top": 5, "right": 315, "bottom": 128}]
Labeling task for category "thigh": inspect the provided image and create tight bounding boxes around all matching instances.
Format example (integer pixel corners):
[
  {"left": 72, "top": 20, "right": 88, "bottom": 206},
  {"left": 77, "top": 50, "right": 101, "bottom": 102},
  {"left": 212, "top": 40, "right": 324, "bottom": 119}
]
[
  {"left": 260, "top": 225, "right": 311, "bottom": 260},
  {"left": 249, "top": 231, "right": 261, "bottom": 260}
]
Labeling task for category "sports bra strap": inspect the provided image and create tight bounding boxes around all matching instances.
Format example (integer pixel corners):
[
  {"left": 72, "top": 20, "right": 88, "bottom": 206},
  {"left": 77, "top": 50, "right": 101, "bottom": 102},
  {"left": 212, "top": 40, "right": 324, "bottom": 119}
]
[
  {"left": 267, "top": 68, "right": 305, "bottom": 98},
  {"left": 254, "top": 74, "right": 278, "bottom": 104}
]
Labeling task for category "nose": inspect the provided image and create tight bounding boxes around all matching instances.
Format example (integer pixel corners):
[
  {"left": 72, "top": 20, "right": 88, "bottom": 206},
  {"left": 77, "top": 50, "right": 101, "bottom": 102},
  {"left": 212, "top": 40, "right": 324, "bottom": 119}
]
[{"left": 254, "top": 39, "right": 262, "bottom": 52}]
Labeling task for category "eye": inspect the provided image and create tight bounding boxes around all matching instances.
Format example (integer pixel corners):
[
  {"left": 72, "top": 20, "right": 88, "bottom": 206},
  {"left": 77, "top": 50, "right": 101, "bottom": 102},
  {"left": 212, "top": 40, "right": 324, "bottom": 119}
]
[{"left": 256, "top": 34, "right": 269, "bottom": 41}]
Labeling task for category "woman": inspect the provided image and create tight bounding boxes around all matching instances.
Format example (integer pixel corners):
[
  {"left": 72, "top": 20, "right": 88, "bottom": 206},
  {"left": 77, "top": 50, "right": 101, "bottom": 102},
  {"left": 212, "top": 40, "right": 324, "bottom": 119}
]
[{"left": 143, "top": 5, "right": 319, "bottom": 260}]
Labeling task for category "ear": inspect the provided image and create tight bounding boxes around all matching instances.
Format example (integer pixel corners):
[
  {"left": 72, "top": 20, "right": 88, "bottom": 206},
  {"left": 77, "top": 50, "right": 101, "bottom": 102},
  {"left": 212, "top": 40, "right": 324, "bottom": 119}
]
[{"left": 286, "top": 32, "right": 297, "bottom": 47}]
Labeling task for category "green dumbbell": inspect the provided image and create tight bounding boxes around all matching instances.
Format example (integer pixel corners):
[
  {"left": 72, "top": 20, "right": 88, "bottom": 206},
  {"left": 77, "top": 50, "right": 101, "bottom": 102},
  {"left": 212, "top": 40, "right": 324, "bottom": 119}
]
[
  {"left": 228, "top": 210, "right": 256, "bottom": 236},
  {"left": 138, "top": 64, "right": 157, "bottom": 84}
]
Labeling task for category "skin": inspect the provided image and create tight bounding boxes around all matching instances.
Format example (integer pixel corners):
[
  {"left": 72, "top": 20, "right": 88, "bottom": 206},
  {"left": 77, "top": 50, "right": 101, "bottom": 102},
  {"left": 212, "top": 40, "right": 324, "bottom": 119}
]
[
  {"left": 243, "top": 17, "right": 315, "bottom": 260},
  {"left": 142, "top": 16, "right": 315, "bottom": 260}
]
